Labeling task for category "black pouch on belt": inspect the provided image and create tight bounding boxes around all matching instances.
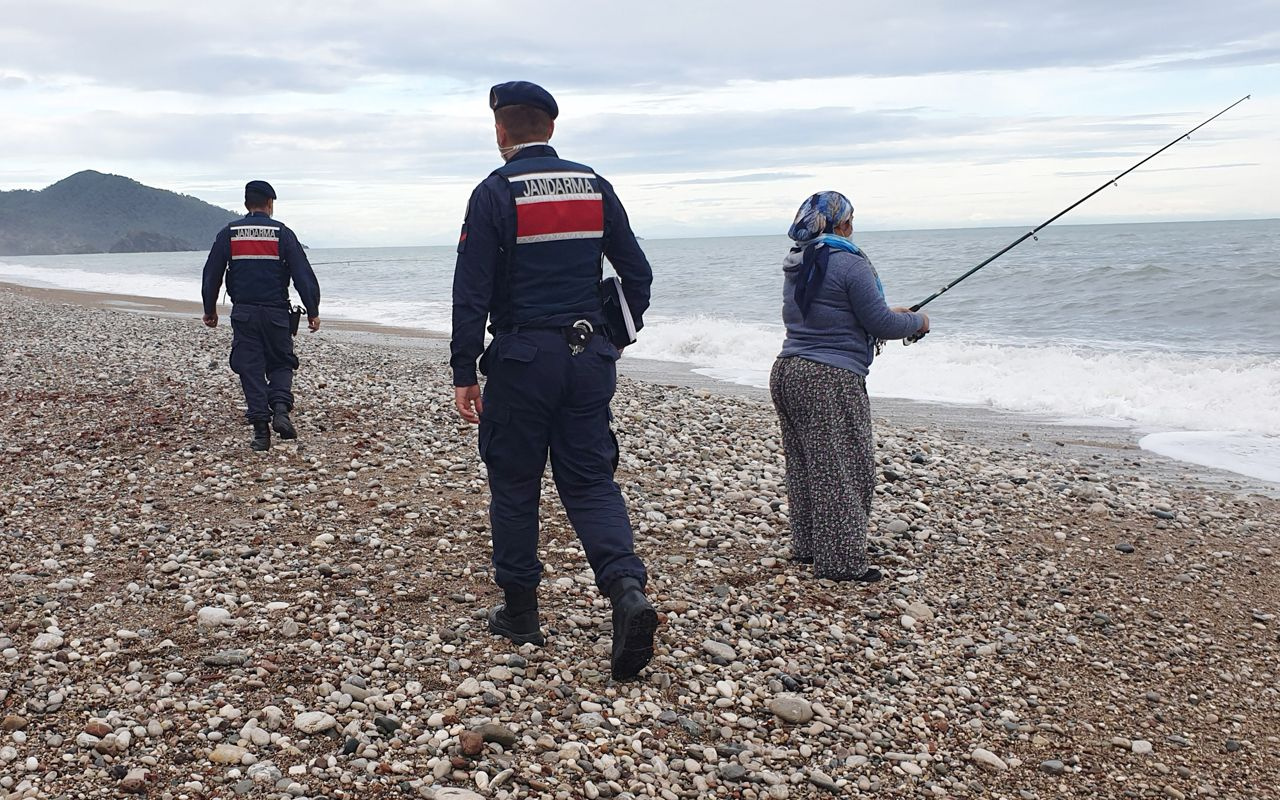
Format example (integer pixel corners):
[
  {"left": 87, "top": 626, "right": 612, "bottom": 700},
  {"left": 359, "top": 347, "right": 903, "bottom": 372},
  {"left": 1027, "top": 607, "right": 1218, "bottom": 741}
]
[{"left": 289, "top": 306, "right": 303, "bottom": 336}]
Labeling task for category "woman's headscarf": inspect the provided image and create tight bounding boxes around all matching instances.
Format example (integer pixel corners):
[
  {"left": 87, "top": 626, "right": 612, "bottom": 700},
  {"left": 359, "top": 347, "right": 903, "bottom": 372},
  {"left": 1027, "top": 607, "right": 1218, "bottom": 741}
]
[
  {"left": 787, "top": 191, "right": 856, "bottom": 315},
  {"left": 788, "top": 191, "right": 854, "bottom": 243}
]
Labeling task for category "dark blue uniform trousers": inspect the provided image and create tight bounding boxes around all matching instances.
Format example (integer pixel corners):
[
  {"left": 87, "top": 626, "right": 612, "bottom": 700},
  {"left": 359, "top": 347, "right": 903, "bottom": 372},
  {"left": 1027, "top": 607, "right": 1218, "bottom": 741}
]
[
  {"left": 479, "top": 329, "right": 647, "bottom": 594},
  {"left": 229, "top": 304, "right": 298, "bottom": 423}
]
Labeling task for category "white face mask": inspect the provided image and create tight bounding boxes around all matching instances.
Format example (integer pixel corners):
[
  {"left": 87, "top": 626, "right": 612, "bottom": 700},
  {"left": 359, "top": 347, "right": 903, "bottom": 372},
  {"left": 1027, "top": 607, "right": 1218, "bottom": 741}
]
[{"left": 498, "top": 141, "right": 550, "bottom": 160}]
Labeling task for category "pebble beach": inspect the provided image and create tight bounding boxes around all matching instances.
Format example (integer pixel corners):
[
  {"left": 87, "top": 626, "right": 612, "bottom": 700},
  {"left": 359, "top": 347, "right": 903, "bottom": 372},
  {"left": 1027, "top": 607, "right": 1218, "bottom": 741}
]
[{"left": 1, "top": 285, "right": 1278, "bottom": 800}]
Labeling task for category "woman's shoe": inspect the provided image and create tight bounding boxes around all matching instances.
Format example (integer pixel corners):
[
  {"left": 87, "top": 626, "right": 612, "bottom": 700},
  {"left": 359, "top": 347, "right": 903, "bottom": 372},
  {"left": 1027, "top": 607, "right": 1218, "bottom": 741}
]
[
  {"left": 853, "top": 567, "right": 883, "bottom": 583},
  {"left": 818, "top": 567, "right": 883, "bottom": 583}
]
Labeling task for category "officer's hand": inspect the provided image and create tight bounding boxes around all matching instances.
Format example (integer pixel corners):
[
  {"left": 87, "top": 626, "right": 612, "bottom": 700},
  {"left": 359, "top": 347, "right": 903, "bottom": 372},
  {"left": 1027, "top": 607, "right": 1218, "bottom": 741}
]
[
  {"left": 455, "top": 385, "right": 483, "bottom": 425},
  {"left": 202, "top": 313, "right": 218, "bottom": 328},
  {"left": 916, "top": 312, "right": 930, "bottom": 334},
  {"left": 308, "top": 316, "right": 321, "bottom": 333}
]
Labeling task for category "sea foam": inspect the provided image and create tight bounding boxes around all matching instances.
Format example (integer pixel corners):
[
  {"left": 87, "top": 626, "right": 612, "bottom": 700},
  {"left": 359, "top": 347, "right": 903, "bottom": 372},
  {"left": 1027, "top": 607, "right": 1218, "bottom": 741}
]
[
  {"left": 630, "top": 314, "right": 1280, "bottom": 437},
  {"left": 5, "top": 255, "right": 1277, "bottom": 484},
  {"left": 1140, "top": 431, "right": 1280, "bottom": 484},
  {"left": 0, "top": 261, "right": 195, "bottom": 302}
]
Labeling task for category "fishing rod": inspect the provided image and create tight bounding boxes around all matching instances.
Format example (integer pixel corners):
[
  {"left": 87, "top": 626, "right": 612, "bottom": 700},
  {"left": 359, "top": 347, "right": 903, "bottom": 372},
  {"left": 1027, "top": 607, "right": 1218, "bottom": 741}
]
[{"left": 903, "top": 94, "right": 1251, "bottom": 344}]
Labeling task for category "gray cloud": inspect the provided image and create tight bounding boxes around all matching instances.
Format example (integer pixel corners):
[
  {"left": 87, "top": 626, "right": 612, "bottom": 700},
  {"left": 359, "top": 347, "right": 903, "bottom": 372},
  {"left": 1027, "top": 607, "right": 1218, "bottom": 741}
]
[
  {"left": 567, "top": 109, "right": 1230, "bottom": 178},
  {"left": 0, "top": 108, "right": 494, "bottom": 182},
  {"left": 1, "top": 1, "right": 1277, "bottom": 95},
  {"left": 662, "top": 172, "right": 814, "bottom": 186},
  {"left": 1055, "top": 162, "right": 1260, "bottom": 177},
  {"left": 0, "top": 3, "right": 355, "bottom": 94},
  {"left": 558, "top": 106, "right": 981, "bottom": 175},
  {"left": 2, "top": 0, "right": 1272, "bottom": 243},
  {"left": 2, "top": 103, "right": 1227, "bottom": 195},
  {"left": 1143, "top": 46, "right": 1280, "bottom": 70}
]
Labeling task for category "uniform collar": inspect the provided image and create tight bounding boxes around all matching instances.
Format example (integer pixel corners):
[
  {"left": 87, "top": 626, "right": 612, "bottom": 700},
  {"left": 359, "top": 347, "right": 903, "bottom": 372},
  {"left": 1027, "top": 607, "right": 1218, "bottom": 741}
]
[
  {"left": 508, "top": 144, "right": 558, "bottom": 162},
  {"left": 247, "top": 210, "right": 272, "bottom": 219}
]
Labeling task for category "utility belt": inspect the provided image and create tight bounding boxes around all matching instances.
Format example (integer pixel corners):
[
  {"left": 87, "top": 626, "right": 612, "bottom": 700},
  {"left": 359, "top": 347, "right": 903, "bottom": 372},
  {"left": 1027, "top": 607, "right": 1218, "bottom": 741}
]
[
  {"left": 497, "top": 319, "right": 599, "bottom": 356},
  {"left": 232, "top": 303, "right": 304, "bottom": 337}
]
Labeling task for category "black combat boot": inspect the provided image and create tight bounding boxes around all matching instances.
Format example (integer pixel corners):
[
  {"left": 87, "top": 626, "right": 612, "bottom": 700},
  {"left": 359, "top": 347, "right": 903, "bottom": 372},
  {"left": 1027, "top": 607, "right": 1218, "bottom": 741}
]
[
  {"left": 271, "top": 403, "right": 297, "bottom": 440},
  {"left": 488, "top": 589, "right": 545, "bottom": 646},
  {"left": 608, "top": 577, "right": 657, "bottom": 681},
  {"left": 250, "top": 420, "right": 271, "bottom": 451}
]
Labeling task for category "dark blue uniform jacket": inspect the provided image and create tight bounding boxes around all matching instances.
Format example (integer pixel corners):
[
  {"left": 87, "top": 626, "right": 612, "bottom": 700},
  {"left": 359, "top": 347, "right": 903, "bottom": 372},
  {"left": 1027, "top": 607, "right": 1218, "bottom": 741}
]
[
  {"left": 450, "top": 145, "right": 652, "bottom": 387},
  {"left": 201, "top": 211, "right": 320, "bottom": 317}
]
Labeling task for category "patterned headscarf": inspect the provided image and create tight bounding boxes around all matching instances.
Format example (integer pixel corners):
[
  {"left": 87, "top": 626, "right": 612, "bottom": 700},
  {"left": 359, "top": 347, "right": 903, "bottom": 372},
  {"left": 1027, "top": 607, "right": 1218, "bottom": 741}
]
[
  {"left": 787, "top": 191, "right": 859, "bottom": 315},
  {"left": 787, "top": 191, "right": 854, "bottom": 243}
]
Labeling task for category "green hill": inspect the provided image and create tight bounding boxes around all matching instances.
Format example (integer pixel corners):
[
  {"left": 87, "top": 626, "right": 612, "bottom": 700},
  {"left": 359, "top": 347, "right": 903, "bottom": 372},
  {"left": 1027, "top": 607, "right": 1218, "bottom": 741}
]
[{"left": 0, "top": 171, "right": 239, "bottom": 256}]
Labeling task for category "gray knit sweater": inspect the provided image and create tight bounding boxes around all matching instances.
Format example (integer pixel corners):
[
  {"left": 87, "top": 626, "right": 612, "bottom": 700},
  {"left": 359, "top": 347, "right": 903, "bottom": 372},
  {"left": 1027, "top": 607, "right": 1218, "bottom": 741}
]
[{"left": 778, "top": 247, "right": 925, "bottom": 376}]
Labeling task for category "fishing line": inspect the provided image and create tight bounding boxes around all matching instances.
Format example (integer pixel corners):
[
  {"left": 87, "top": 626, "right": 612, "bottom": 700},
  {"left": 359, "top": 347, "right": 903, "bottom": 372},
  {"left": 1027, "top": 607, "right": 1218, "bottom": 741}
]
[{"left": 309, "top": 257, "right": 428, "bottom": 266}]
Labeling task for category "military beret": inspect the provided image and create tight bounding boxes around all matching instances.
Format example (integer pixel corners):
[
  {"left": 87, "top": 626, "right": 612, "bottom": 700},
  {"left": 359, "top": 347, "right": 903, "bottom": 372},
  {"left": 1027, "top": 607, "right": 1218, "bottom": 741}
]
[
  {"left": 489, "top": 81, "right": 558, "bottom": 120},
  {"left": 245, "top": 180, "right": 276, "bottom": 200}
]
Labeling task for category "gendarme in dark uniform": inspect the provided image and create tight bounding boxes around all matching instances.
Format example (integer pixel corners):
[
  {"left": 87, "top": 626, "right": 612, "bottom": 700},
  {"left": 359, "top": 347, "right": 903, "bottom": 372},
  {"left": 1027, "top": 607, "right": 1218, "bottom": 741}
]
[
  {"left": 450, "top": 81, "right": 657, "bottom": 681},
  {"left": 201, "top": 180, "right": 321, "bottom": 451}
]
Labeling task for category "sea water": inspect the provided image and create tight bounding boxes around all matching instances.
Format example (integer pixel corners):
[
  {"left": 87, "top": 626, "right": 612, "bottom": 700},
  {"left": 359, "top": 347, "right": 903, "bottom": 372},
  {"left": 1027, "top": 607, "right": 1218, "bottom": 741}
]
[{"left": 3, "top": 218, "right": 1277, "bottom": 483}]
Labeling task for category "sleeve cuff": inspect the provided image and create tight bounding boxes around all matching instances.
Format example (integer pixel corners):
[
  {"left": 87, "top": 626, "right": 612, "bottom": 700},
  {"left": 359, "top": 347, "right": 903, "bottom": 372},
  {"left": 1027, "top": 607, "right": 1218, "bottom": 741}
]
[{"left": 452, "top": 367, "right": 478, "bottom": 387}]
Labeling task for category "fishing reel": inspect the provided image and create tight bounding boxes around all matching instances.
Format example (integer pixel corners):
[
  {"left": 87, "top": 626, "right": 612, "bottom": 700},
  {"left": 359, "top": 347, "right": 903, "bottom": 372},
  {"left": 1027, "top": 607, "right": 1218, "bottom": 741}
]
[
  {"left": 875, "top": 327, "right": 927, "bottom": 353},
  {"left": 903, "top": 302, "right": 928, "bottom": 346}
]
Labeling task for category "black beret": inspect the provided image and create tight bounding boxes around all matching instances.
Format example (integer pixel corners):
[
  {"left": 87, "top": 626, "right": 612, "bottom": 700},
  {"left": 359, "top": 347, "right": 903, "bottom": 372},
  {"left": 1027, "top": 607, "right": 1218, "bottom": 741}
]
[
  {"left": 489, "top": 81, "right": 558, "bottom": 120},
  {"left": 245, "top": 180, "right": 276, "bottom": 200}
]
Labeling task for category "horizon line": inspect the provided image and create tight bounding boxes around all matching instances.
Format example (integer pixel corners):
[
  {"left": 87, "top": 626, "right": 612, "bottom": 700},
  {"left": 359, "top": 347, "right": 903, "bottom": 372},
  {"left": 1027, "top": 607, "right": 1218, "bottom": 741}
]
[{"left": 308, "top": 215, "right": 1280, "bottom": 250}]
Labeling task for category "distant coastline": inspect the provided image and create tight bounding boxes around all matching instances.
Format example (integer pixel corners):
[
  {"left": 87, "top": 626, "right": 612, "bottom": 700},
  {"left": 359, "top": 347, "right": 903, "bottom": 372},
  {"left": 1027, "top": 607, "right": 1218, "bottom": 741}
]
[{"left": 0, "top": 170, "right": 236, "bottom": 256}]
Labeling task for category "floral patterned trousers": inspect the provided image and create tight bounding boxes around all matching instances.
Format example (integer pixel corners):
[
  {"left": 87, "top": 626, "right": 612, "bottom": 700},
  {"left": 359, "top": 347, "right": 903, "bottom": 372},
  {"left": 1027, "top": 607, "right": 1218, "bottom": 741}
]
[{"left": 770, "top": 356, "right": 875, "bottom": 580}]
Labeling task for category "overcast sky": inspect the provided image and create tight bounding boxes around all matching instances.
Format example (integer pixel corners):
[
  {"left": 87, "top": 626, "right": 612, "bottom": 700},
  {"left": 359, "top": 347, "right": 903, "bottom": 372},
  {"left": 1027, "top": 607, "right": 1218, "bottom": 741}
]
[{"left": 1, "top": 0, "right": 1276, "bottom": 246}]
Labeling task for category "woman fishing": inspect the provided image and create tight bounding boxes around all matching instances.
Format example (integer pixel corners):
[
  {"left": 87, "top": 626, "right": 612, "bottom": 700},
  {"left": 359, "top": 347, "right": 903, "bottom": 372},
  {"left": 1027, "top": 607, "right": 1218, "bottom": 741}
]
[{"left": 771, "top": 191, "right": 930, "bottom": 583}]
